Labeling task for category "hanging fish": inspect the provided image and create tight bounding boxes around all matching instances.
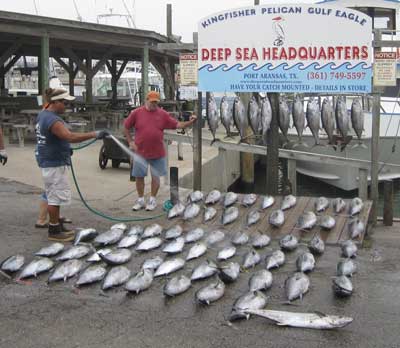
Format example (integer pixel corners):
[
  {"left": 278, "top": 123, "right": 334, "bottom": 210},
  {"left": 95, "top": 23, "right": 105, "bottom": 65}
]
[
  {"left": 336, "top": 96, "right": 350, "bottom": 138},
  {"left": 248, "top": 96, "right": 261, "bottom": 135},
  {"left": 351, "top": 98, "right": 365, "bottom": 147},
  {"left": 220, "top": 96, "right": 233, "bottom": 137},
  {"left": 292, "top": 94, "right": 306, "bottom": 146},
  {"left": 321, "top": 98, "right": 335, "bottom": 145},
  {"left": 233, "top": 96, "right": 248, "bottom": 142},
  {"left": 207, "top": 94, "right": 219, "bottom": 145},
  {"left": 278, "top": 96, "right": 290, "bottom": 143},
  {"left": 306, "top": 98, "right": 321, "bottom": 146},
  {"left": 260, "top": 96, "right": 272, "bottom": 145}
]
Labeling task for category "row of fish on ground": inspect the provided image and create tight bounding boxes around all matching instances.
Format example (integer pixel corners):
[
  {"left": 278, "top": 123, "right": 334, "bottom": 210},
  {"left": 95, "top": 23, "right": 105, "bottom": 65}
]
[
  {"left": 208, "top": 94, "right": 364, "bottom": 147},
  {"left": 0, "top": 191, "right": 364, "bottom": 329}
]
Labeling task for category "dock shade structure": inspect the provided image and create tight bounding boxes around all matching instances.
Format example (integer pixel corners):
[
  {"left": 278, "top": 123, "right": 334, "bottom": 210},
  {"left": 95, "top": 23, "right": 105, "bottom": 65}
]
[{"left": 0, "top": 10, "right": 180, "bottom": 103}]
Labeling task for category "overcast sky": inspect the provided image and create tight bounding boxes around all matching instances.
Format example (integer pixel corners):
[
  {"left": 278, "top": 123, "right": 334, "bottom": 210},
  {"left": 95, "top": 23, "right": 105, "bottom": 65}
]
[{"left": 2, "top": 0, "right": 316, "bottom": 42}]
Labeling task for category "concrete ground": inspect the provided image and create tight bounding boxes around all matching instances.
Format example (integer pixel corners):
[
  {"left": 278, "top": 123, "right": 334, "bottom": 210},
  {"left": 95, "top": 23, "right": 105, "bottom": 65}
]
[{"left": 1, "top": 141, "right": 400, "bottom": 348}]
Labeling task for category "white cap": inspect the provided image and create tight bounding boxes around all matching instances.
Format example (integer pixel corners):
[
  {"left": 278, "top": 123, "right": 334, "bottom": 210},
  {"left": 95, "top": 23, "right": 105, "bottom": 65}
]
[{"left": 50, "top": 90, "right": 75, "bottom": 101}]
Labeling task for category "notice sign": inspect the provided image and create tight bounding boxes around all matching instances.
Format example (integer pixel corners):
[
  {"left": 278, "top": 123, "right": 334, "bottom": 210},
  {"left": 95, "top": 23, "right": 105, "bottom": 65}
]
[
  {"left": 374, "top": 52, "right": 397, "bottom": 86},
  {"left": 180, "top": 53, "right": 198, "bottom": 86},
  {"left": 198, "top": 4, "right": 372, "bottom": 94}
]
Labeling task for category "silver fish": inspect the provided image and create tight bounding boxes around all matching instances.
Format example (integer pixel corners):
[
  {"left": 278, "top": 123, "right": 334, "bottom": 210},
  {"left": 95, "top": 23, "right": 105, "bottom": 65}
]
[
  {"left": 348, "top": 219, "right": 365, "bottom": 239},
  {"left": 337, "top": 259, "right": 357, "bottom": 276},
  {"left": 341, "top": 240, "right": 358, "bottom": 258},
  {"left": 168, "top": 202, "right": 185, "bottom": 219},
  {"left": 315, "top": 197, "right": 329, "bottom": 212},
  {"left": 86, "top": 248, "right": 112, "bottom": 262},
  {"left": 220, "top": 96, "right": 233, "bottom": 137},
  {"left": 102, "top": 266, "right": 131, "bottom": 290},
  {"left": 1, "top": 254, "right": 25, "bottom": 273},
  {"left": 76, "top": 264, "right": 107, "bottom": 286},
  {"left": 319, "top": 215, "right": 336, "bottom": 230},
  {"left": 56, "top": 245, "right": 91, "bottom": 261},
  {"left": 242, "top": 193, "right": 258, "bottom": 207},
  {"left": 217, "top": 245, "right": 237, "bottom": 261},
  {"left": 351, "top": 98, "right": 364, "bottom": 143},
  {"left": 165, "top": 225, "right": 183, "bottom": 240},
  {"left": 74, "top": 228, "right": 98, "bottom": 246},
  {"left": 35, "top": 243, "right": 64, "bottom": 257},
  {"left": 204, "top": 206, "right": 217, "bottom": 222},
  {"left": 205, "top": 189, "right": 222, "bottom": 205},
  {"left": 260, "top": 97, "right": 272, "bottom": 144},
  {"left": 321, "top": 98, "right": 335, "bottom": 145},
  {"left": 207, "top": 94, "right": 219, "bottom": 143},
  {"left": 260, "top": 195, "right": 275, "bottom": 210},
  {"left": 154, "top": 258, "right": 185, "bottom": 277},
  {"left": 335, "top": 97, "right": 350, "bottom": 138},
  {"left": 163, "top": 237, "right": 185, "bottom": 255},
  {"left": 292, "top": 94, "right": 305, "bottom": 144},
  {"left": 350, "top": 197, "right": 363, "bottom": 216},
  {"left": 248, "top": 96, "right": 261, "bottom": 135},
  {"left": 100, "top": 248, "right": 132, "bottom": 265},
  {"left": 136, "top": 237, "right": 163, "bottom": 252},
  {"left": 164, "top": 275, "right": 191, "bottom": 297},
  {"left": 186, "top": 242, "right": 207, "bottom": 261},
  {"left": 247, "top": 210, "right": 261, "bottom": 226},
  {"left": 332, "top": 275, "right": 353, "bottom": 297},
  {"left": 332, "top": 198, "right": 346, "bottom": 214},
  {"left": 249, "top": 270, "right": 273, "bottom": 292},
  {"left": 191, "top": 260, "right": 218, "bottom": 280},
  {"left": 110, "top": 223, "right": 127, "bottom": 232},
  {"left": 265, "top": 250, "right": 285, "bottom": 270},
  {"left": 188, "top": 190, "right": 204, "bottom": 203},
  {"left": 222, "top": 206, "right": 239, "bottom": 225},
  {"left": 279, "top": 96, "right": 290, "bottom": 141},
  {"left": 224, "top": 191, "right": 238, "bottom": 207},
  {"left": 196, "top": 278, "right": 225, "bottom": 304},
  {"left": 183, "top": 203, "right": 201, "bottom": 220},
  {"left": 127, "top": 225, "right": 144, "bottom": 236},
  {"left": 205, "top": 230, "right": 225, "bottom": 245},
  {"left": 308, "top": 236, "right": 325, "bottom": 255},
  {"left": 279, "top": 234, "right": 298, "bottom": 251},
  {"left": 230, "top": 291, "right": 268, "bottom": 321},
  {"left": 233, "top": 96, "right": 248, "bottom": 142},
  {"left": 285, "top": 272, "right": 310, "bottom": 301},
  {"left": 306, "top": 98, "right": 321, "bottom": 145},
  {"left": 242, "top": 249, "right": 261, "bottom": 269},
  {"left": 94, "top": 229, "right": 124, "bottom": 246},
  {"left": 219, "top": 261, "right": 240, "bottom": 283},
  {"left": 297, "top": 211, "right": 317, "bottom": 230},
  {"left": 142, "top": 223, "right": 163, "bottom": 239},
  {"left": 18, "top": 257, "right": 54, "bottom": 279},
  {"left": 281, "top": 195, "right": 296, "bottom": 210},
  {"left": 269, "top": 209, "right": 285, "bottom": 227},
  {"left": 142, "top": 255, "right": 164, "bottom": 270},
  {"left": 48, "top": 259, "right": 83, "bottom": 283},
  {"left": 251, "top": 233, "right": 271, "bottom": 249},
  {"left": 117, "top": 235, "right": 139, "bottom": 248},
  {"left": 296, "top": 252, "right": 315, "bottom": 273},
  {"left": 245, "top": 309, "right": 353, "bottom": 329},
  {"left": 232, "top": 231, "right": 249, "bottom": 246},
  {"left": 125, "top": 268, "right": 154, "bottom": 294},
  {"left": 185, "top": 227, "right": 205, "bottom": 243}
]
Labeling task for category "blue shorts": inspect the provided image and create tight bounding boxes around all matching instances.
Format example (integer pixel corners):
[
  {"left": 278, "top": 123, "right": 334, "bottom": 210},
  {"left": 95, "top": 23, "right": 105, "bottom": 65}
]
[{"left": 131, "top": 153, "right": 167, "bottom": 178}]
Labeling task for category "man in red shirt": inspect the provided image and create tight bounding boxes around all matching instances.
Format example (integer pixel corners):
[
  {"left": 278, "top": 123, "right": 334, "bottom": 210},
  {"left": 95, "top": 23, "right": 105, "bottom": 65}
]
[{"left": 124, "top": 91, "right": 197, "bottom": 211}]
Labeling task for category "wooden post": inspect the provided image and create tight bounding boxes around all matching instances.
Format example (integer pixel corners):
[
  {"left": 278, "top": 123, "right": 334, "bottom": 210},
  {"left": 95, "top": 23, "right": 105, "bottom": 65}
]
[
  {"left": 239, "top": 93, "right": 254, "bottom": 188},
  {"left": 219, "top": 147, "right": 228, "bottom": 192},
  {"left": 370, "top": 92, "right": 380, "bottom": 225},
  {"left": 141, "top": 46, "right": 149, "bottom": 103},
  {"left": 39, "top": 34, "right": 49, "bottom": 95},
  {"left": 383, "top": 180, "right": 393, "bottom": 226},
  {"left": 358, "top": 168, "right": 368, "bottom": 202},
  {"left": 177, "top": 142, "right": 183, "bottom": 160},
  {"left": 68, "top": 59, "right": 74, "bottom": 96},
  {"left": 266, "top": 93, "right": 280, "bottom": 195},
  {"left": 111, "top": 58, "right": 117, "bottom": 105},
  {"left": 287, "top": 158, "right": 297, "bottom": 195},
  {"left": 164, "top": 139, "right": 170, "bottom": 185},
  {"left": 85, "top": 52, "right": 93, "bottom": 104},
  {"left": 167, "top": 4, "right": 172, "bottom": 39},
  {"left": 170, "top": 166, "right": 179, "bottom": 204},
  {"left": 193, "top": 92, "right": 202, "bottom": 190}
]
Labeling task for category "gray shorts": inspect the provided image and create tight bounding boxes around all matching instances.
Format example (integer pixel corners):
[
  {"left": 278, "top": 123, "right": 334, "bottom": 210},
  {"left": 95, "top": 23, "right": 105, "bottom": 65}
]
[
  {"left": 131, "top": 153, "right": 167, "bottom": 177},
  {"left": 41, "top": 166, "right": 71, "bottom": 206}
]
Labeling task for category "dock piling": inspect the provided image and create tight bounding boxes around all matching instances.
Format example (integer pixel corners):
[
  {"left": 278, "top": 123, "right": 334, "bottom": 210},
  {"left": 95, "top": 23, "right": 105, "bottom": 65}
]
[{"left": 383, "top": 180, "right": 393, "bottom": 226}]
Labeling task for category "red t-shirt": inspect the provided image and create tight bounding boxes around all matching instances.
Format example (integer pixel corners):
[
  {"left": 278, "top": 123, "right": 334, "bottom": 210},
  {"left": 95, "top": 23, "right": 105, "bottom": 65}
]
[{"left": 124, "top": 106, "right": 178, "bottom": 159}]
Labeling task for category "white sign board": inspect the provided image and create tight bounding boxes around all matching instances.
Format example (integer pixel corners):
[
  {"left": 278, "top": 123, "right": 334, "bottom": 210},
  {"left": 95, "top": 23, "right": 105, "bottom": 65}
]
[
  {"left": 374, "top": 52, "right": 397, "bottom": 86},
  {"left": 179, "top": 86, "right": 198, "bottom": 100},
  {"left": 198, "top": 4, "right": 372, "bottom": 94},
  {"left": 179, "top": 53, "right": 198, "bottom": 86}
]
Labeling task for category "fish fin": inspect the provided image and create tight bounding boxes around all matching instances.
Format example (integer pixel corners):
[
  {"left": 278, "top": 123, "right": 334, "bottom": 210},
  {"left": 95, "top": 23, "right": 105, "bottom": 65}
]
[
  {"left": 314, "top": 311, "right": 327, "bottom": 318},
  {"left": 276, "top": 322, "right": 288, "bottom": 326}
]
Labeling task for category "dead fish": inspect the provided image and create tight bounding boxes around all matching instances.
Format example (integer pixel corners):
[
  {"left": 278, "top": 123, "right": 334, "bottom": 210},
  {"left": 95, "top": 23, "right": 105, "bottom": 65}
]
[
  {"left": 319, "top": 215, "right": 336, "bottom": 230},
  {"left": 306, "top": 98, "right": 321, "bottom": 146},
  {"left": 296, "top": 253, "right": 316, "bottom": 273},
  {"left": 142, "top": 223, "right": 163, "bottom": 239},
  {"left": 186, "top": 242, "right": 207, "bottom": 261},
  {"left": 224, "top": 191, "right": 238, "bottom": 207},
  {"left": 183, "top": 203, "right": 201, "bottom": 220},
  {"left": 205, "top": 189, "right": 221, "bottom": 204},
  {"left": 315, "top": 197, "right": 329, "bottom": 212},
  {"left": 110, "top": 223, "right": 127, "bottom": 232},
  {"left": 337, "top": 259, "right": 357, "bottom": 277},
  {"left": 279, "top": 96, "right": 290, "bottom": 142},
  {"left": 168, "top": 202, "right": 185, "bottom": 219},
  {"left": 94, "top": 229, "right": 124, "bottom": 246},
  {"left": 196, "top": 277, "right": 225, "bottom": 304},
  {"left": 281, "top": 195, "right": 296, "bottom": 210},
  {"left": 217, "top": 245, "right": 237, "bottom": 261},
  {"left": 249, "top": 270, "right": 273, "bottom": 292},
  {"left": 260, "top": 97, "right": 272, "bottom": 144},
  {"left": 191, "top": 260, "right": 218, "bottom": 280},
  {"left": 351, "top": 98, "right": 364, "bottom": 144},
  {"left": 35, "top": 242, "right": 64, "bottom": 257},
  {"left": 279, "top": 234, "right": 298, "bottom": 251},
  {"left": 142, "top": 256, "right": 164, "bottom": 270},
  {"left": 222, "top": 206, "right": 239, "bottom": 225},
  {"left": 248, "top": 95, "right": 261, "bottom": 135},
  {"left": 18, "top": 257, "right": 54, "bottom": 280},
  {"left": 242, "top": 193, "right": 258, "bottom": 207},
  {"left": 1, "top": 254, "right": 25, "bottom": 273},
  {"left": 125, "top": 268, "right": 154, "bottom": 294},
  {"left": 285, "top": 272, "right": 310, "bottom": 302},
  {"left": 341, "top": 240, "right": 358, "bottom": 258},
  {"left": 321, "top": 98, "right": 335, "bottom": 145},
  {"left": 297, "top": 211, "right": 317, "bottom": 230},
  {"left": 86, "top": 248, "right": 112, "bottom": 262},
  {"left": 102, "top": 266, "right": 131, "bottom": 290},
  {"left": 165, "top": 225, "right": 183, "bottom": 240},
  {"left": 207, "top": 94, "right": 219, "bottom": 144},
  {"left": 336, "top": 96, "right": 350, "bottom": 138},
  {"left": 75, "top": 264, "right": 107, "bottom": 286},
  {"left": 251, "top": 233, "right": 271, "bottom": 249},
  {"left": 162, "top": 237, "right": 185, "bottom": 255},
  {"left": 332, "top": 198, "right": 346, "bottom": 214},
  {"left": 230, "top": 291, "right": 268, "bottom": 321},
  {"left": 292, "top": 94, "right": 306, "bottom": 145},
  {"left": 74, "top": 228, "right": 98, "bottom": 246},
  {"left": 332, "top": 275, "right": 353, "bottom": 297},
  {"left": 349, "top": 198, "right": 363, "bottom": 216},
  {"left": 117, "top": 235, "right": 139, "bottom": 248},
  {"left": 242, "top": 249, "right": 261, "bottom": 269},
  {"left": 265, "top": 250, "right": 285, "bottom": 270},
  {"left": 185, "top": 228, "right": 205, "bottom": 243},
  {"left": 136, "top": 237, "right": 163, "bottom": 252},
  {"left": 232, "top": 231, "right": 249, "bottom": 246},
  {"left": 205, "top": 230, "right": 225, "bottom": 245},
  {"left": 233, "top": 96, "right": 248, "bottom": 142},
  {"left": 164, "top": 275, "right": 191, "bottom": 297},
  {"left": 188, "top": 190, "right": 204, "bottom": 203},
  {"left": 246, "top": 210, "right": 261, "bottom": 226},
  {"left": 261, "top": 195, "right": 275, "bottom": 210},
  {"left": 269, "top": 210, "right": 285, "bottom": 227},
  {"left": 100, "top": 248, "right": 132, "bottom": 265},
  {"left": 220, "top": 96, "right": 233, "bottom": 137},
  {"left": 154, "top": 258, "right": 185, "bottom": 277},
  {"left": 308, "top": 236, "right": 325, "bottom": 255},
  {"left": 56, "top": 245, "right": 91, "bottom": 261},
  {"left": 348, "top": 219, "right": 365, "bottom": 239},
  {"left": 127, "top": 225, "right": 144, "bottom": 236},
  {"left": 219, "top": 261, "right": 240, "bottom": 283},
  {"left": 204, "top": 207, "right": 217, "bottom": 222},
  {"left": 48, "top": 259, "right": 83, "bottom": 283}
]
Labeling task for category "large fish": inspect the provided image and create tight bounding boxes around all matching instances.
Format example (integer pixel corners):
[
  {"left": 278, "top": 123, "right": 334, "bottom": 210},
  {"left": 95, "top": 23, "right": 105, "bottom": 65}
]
[
  {"left": 48, "top": 259, "right": 83, "bottom": 283},
  {"left": 205, "top": 230, "right": 225, "bottom": 245},
  {"left": 348, "top": 219, "right": 365, "bottom": 239},
  {"left": 1, "top": 254, "right": 25, "bottom": 273},
  {"left": 278, "top": 96, "right": 290, "bottom": 142},
  {"left": 74, "top": 228, "right": 98, "bottom": 246},
  {"left": 219, "top": 262, "right": 240, "bottom": 283},
  {"left": 233, "top": 96, "right": 248, "bottom": 142},
  {"left": 265, "top": 250, "right": 285, "bottom": 270},
  {"left": 35, "top": 243, "right": 64, "bottom": 257},
  {"left": 168, "top": 202, "right": 185, "bottom": 219},
  {"left": 281, "top": 195, "right": 296, "bottom": 210},
  {"left": 125, "top": 268, "right": 154, "bottom": 294},
  {"left": 165, "top": 225, "right": 183, "bottom": 240},
  {"left": 183, "top": 203, "right": 200, "bottom": 220},
  {"left": 142, "top": 256, "right": 164, "bottom": 270},
  {"left": 186, "top": 242, "right": 207, "bottom": 261},
  {"left": 230, "top": 291, "right": 268, "bottom": 321},
  {"left": 337, "top": 259, "right": 357, "bottom": 277},
  {"left": 220, "top": 96, "right": 233, "bottom": 137},
  {"left": 297, "top": 211, "right": 317, "bottom": 230},
  {"left": 56, "top": 245, "right": 91, "bottom": 261},
  {"left": 162, "top": 237, "right": 185, "bottom": 255},
  {"left": 335, "top": 96, "right": 350, "bottom": 138},
  {"left": 269, "top": 209, "right": 285, "bottom": 227},
  {"left": 207, "top": 94, "right": 219, "bottom": 144},
  {"left": 251, "top": 233, "right": 271, "bottom": 249},
  {"left": 185, "top": 227, "right": 205, "bottom": 243},
  {"left": 154, "top": 258, "right": 185, "bottom": 277},
  {"left": 351, "top": 98, "right": 364, "bottom": 145},
  {"left": 285, "top": 272, "right": 310, "bottom": 302},
  {"left": 296, "top": 252, "right": 315, "bottom": 272},
  {"left": 242, "top": 249, "right": 261, "bottom": 269},
  {"left": 142, "top": 223, "right": 163, "bottom": 239},
  {"left": 260, "top": 97, "right": 272, "bottom": 144},
  {"left": 222, "top": 206, "right": 239, "bottom": 225},
  {"left": 188, "top": 190, "right": 203, "bottom": 203},
  {"left": 308, "top": 236, "right": 325, "bottom": 255},
  {"left": 205, "top": 189, "right": 221, "bottom": 205},
  {"left": 319, "top": 215, "right": 336, "bottom": 230},
  {"left": 117, "top": 235, "right": 139, "bottom": 248},
  {"left": 332, "top": 276, "right": 353, "bottom": 297},
  {"left": 224, "top": 192, "right": 238, "bottom": 207},
  {"left": 306, "top": 98, "right": 321, "bottom": 146},
  {"left": 292, "top": 94, "right": 306, "bottom": 145},
  {"left": 164, "top": 275, "right": 191, "bottom": 297},
  {"left": 321, "top": 98, "right": 335, "bottom": 145},
  {"left": 18, "top": 257, "right": 54, "bottom": 280},
  {"left": 196, "top": 277, "right": 225, "bottom": 305},
  {"left": 191, "top": 260, "right": 218, "bottom": 280},
  {"left": 341, "top": 240, "right": 357, "bottom": 258},
  {"left": 248, "top": 270, "right": 273, "bottom": 292},
  {"left": 248, "top": 96, "right": 261, "bottom": 135},
  {"left": 204, "top": 206, "right": 217, "bottom": 222},
  {"left": 279, "top": 234, "right": 298, "bottom": 251},
  {"left": 260, "top": 195, "right": 275, "bottom": 210},
  {"left": 231, "top": 231, "right": 249, "bottom": 246},
  {"left": 102, "top": 266, "right": 131, "bottom": 290},
  {"left": 315, "top": 197, "right": 329, "bottom": 212},
  {"left": 76, "top": 265, "right": 107, "bottom": 286},
  {"left": 332, "top": 197, "right": 346, "bottom": 214},
  {"left": 350, "top": 197, "right": 363, "bottom": 216},
  {"left": 136, "top": 237, "right": 163, "bottom": 252},
  {"left": 100, "top": 248, "right": 132, "bottom": 265},
  {"left": 217, "top": 245, "right": 237, "bottom": 261},
  {"left": 94, "top": 229, "right": 123, "bottom": 246}
]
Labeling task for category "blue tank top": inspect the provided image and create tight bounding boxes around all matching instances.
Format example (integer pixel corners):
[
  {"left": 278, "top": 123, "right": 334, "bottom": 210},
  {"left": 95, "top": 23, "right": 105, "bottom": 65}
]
[{"left": 35, "top": 110, "right": 71, "bottom": 168}]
